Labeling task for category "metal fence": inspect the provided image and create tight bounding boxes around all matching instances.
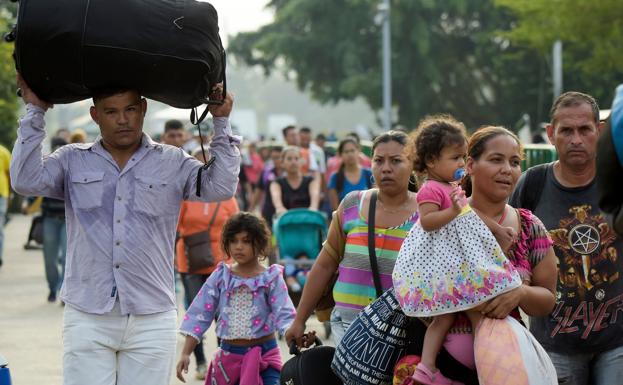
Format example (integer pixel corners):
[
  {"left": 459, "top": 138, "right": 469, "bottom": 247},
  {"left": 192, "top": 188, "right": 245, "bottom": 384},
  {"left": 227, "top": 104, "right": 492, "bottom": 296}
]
[{"left": 523, "top": 144, "right": 557, "bottom": 170}]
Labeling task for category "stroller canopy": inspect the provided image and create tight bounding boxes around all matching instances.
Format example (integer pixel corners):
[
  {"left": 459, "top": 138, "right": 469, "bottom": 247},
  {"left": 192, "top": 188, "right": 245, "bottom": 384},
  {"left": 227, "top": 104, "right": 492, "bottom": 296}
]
[{"left": 274, "top": 209, "right": 327, "bottom": 260}]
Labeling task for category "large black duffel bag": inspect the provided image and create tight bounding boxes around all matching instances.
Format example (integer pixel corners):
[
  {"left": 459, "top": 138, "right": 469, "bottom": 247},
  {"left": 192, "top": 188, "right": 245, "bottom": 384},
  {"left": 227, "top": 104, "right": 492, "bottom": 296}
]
[{"left": 13, "top": 0, "right": 225, "bottom": 108}]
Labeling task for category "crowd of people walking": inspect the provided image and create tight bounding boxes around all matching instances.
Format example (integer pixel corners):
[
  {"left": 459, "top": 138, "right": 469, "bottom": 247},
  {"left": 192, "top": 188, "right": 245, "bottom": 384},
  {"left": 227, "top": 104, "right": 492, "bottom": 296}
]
[{"left": 2, "top": 72, "right": 623, "bottom": 385}]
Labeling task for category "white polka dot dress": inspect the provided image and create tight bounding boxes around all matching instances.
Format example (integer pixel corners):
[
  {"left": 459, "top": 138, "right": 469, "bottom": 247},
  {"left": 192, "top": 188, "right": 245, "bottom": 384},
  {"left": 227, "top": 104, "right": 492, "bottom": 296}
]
[{"left": 392, "top": 206, "right": 522, "bottom": 317}]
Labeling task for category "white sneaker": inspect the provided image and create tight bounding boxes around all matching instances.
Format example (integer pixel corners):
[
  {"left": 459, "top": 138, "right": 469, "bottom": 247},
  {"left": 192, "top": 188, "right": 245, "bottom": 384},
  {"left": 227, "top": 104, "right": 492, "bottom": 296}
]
[{"left": 196, "top": 363, "right": 207, "bottom": 380}]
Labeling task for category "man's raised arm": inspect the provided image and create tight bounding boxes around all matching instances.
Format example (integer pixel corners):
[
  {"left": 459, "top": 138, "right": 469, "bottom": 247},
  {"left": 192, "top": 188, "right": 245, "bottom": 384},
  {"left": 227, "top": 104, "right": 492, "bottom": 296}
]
[{"left": 10, "top": 74, "right": 65, "bottom": 199}]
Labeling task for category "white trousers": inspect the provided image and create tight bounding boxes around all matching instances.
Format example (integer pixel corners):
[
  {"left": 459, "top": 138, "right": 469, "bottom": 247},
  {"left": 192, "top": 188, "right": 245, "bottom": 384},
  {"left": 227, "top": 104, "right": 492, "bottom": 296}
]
[{"left": 62, "top": 301, "right": 177, "bottom": 385}]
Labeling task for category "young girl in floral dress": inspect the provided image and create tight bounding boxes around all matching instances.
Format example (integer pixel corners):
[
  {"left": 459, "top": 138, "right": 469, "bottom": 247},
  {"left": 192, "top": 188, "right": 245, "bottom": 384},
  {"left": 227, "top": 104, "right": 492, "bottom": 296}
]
[{"left": 176, "top": 212, "right": 296, "bottom": 385}]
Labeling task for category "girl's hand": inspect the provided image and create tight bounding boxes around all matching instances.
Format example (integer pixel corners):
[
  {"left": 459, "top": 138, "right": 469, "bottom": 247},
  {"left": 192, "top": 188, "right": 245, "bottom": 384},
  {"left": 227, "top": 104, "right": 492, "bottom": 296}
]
[
  {"left": 494, "top": 226, "right": 518, "bottom": 252},
  {"left": 176, "top": 354, "right": 191, "bottom": 382},
  {"left": 481, "top": 285, "right": 525, "bottom": 319},
  {"left": 449, "top": 183, "right": 466, "bottom": 213}
]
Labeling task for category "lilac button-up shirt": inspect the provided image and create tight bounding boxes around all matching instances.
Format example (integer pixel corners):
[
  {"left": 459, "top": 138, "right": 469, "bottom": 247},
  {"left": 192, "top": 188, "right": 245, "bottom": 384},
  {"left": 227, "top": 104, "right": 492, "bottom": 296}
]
[{"left": 10, "top": 104, "right": 240, "bottom": 315}]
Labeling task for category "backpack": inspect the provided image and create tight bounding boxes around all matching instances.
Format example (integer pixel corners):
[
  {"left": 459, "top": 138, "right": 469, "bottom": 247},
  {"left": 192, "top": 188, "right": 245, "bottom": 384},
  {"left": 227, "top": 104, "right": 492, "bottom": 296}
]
[
  {"left": 514, "top": 163, "right": 550, "bottom": 212},
  {"left": 13, "top": 0, "right": 225, "bottom": 108}
]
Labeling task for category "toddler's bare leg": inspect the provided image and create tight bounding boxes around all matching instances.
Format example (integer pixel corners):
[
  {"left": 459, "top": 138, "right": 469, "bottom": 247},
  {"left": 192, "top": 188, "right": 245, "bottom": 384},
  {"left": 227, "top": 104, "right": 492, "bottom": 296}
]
[
  {"left": 421, "top": 313, "right": 457, "bottom": 372},
  {"left": 465, "top": 306, "right": 485, "bottom": 332}
]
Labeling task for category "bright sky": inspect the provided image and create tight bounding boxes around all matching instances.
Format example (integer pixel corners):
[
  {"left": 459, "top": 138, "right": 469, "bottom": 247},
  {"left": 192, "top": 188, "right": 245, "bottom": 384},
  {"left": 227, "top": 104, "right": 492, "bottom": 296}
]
[{"left": 204, "top": 0, "right": 274, "bottom": 45}]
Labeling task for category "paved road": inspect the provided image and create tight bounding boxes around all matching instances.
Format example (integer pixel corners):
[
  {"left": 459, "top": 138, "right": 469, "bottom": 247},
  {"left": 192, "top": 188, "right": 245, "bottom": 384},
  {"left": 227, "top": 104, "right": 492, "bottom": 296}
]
[{"left": 0, "top": 214, "right": 331, "bottom": 385}]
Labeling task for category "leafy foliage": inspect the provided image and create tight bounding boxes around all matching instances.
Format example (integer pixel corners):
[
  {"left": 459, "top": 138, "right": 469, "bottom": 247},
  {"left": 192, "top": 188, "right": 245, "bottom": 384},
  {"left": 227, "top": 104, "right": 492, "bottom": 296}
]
[
  {"left": 0, "top": 10, "right": 18, "bottom": 148},
  {"left": 496, "top": 0, "right": 623, "bottom": 108},
  {"left": 229, "top": 0, "right": 552, "bottom": 130}
]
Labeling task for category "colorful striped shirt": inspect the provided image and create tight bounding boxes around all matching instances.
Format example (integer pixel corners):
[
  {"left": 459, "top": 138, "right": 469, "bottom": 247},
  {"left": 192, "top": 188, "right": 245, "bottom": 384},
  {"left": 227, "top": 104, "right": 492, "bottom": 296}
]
[{"left": 333, "top": 190, "right": 418, "bottom": 325}]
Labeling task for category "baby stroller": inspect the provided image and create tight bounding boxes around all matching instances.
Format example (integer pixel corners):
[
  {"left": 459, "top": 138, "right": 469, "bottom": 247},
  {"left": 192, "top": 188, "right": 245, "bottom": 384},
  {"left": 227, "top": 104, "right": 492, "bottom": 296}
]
[
  {"left": 274, "top": 209, "right": 328, "bottom": 307},
  {"left": 274, "top": 208, "right": 331, "bottom": 337}
]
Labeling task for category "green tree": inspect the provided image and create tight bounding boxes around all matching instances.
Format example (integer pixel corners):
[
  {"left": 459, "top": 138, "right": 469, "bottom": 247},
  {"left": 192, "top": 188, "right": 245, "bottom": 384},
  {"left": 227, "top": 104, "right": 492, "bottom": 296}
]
[
  {"left": 229, "top": 0, "right": 551, "bottom": 130},
  {"left": 496, "top": 0, "right": 623, "bottom": 107},
  {"left": 0, "top": 8, "right": 18, "bottom": 148}
]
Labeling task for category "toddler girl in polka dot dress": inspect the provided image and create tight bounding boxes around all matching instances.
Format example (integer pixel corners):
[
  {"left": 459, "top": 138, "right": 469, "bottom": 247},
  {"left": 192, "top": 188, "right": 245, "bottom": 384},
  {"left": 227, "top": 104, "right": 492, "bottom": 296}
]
[
  {"left": 176, "top": 212, "right": 296, "bottom": 385},
  {"left": 392, "top": 116, "right": 522, "bottom": 385}
]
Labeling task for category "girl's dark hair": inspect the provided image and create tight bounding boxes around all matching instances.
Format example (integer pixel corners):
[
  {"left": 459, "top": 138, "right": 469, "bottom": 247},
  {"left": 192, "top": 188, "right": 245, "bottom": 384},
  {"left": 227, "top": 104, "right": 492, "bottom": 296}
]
[
  {"left": 221, "top": 212, "right": 271, "bottom": 259},
  {"left": 338, "top": 136, "right": 359, "bottom": 155},
  {"left": 460, "top": 125, "right": 524, "bottom": 196},
  {"left": 335, "top": 137, "right": 360, "bottom": 194},
  {"left": 411, "top": 115, "right": 467, "bottom": 174}
]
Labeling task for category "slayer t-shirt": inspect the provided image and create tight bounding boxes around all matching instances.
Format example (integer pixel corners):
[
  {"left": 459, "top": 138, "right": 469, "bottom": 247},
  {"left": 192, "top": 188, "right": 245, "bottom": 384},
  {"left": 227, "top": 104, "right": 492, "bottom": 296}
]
[{"left": 511, "top": 163, "right": 623, "bottom": 353}]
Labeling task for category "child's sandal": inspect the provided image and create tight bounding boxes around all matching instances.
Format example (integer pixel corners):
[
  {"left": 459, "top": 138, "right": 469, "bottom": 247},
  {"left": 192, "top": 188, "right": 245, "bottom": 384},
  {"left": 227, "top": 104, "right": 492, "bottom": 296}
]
[{"left": 411, "top": 363, "right": 461, "bottom": 385}]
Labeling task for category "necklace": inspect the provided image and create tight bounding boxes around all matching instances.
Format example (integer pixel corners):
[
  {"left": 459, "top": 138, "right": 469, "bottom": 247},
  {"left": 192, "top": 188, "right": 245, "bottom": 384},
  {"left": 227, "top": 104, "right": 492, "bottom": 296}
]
[
  {"left": 377, "top": 193, "right": 412, "bottom": 214},
  {"left": 468, "top": 198, "right": 507, "bottom": 225}
]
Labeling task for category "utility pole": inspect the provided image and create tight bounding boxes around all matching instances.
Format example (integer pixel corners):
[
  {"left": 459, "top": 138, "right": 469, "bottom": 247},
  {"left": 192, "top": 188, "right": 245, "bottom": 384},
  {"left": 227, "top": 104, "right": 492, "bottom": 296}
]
[
  {"left": 552, "top": 40, "right": 563, "bottom": 100},
  {"left": 376, "top": 0, "right": 392, "bottom": 132}
]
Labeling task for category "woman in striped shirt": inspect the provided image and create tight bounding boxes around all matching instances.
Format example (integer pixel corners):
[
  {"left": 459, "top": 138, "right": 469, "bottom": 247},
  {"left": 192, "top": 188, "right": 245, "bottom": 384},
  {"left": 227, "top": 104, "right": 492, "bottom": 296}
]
[{"left": 285, "top": 130, "right": 419, "bottom": 346}]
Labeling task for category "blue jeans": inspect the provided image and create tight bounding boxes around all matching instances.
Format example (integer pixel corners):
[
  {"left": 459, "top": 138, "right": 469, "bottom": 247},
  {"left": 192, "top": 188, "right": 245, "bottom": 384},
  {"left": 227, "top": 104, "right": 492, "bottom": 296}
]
[
  {"left": 329, "top": 308, "right": 350, "bottom": 346},
  {"left": 548, "top": 344, "right": 623, "bottom": 385},
  {"left": 0, "top": 196, "right": 6, "bottom": 263},
  {"left": 43, "top": 216, "right": 67, "bottom": 293},
  {"left": 219, "top": 339, "right": 281, "bottom": 385}
]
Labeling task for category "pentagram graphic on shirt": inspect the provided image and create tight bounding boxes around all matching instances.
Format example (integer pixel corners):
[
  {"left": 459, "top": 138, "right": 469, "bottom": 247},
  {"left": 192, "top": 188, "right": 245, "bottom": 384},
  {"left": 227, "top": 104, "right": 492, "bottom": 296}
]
[{"left": 548, "top": 204, "right": 622, "bottom": 339}]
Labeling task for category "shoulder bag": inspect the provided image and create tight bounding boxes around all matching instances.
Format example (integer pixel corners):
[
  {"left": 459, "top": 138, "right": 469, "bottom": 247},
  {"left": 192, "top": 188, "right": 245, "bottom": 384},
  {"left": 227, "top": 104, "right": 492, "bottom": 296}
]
[{"left": 183, "top": 202, "right": 221, "bottom": 273}]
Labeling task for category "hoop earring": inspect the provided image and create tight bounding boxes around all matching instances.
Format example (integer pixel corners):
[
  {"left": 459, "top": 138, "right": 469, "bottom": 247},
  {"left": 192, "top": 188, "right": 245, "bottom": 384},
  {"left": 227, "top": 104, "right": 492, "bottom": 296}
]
[
  {"left": 370, "top": 174, "right": 376, "bottom": 186},
  {"left": 408, "top": 173, "right": 417, "bottom": 187}
]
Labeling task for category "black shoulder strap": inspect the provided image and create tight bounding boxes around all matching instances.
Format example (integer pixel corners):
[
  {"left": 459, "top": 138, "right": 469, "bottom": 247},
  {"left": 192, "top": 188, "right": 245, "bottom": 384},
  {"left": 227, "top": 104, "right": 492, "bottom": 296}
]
[
  {"left": 208, "top": 202, "right": 221, "bottom": 229},
  {"left": 519, "top": 163, "right": 550, "bottom": 212},
  {"left": 195, "top": 156, "right": 216, "bottom": 197},
  {"left": 367, "top": 190, "right": 383, "bottom": 298}
]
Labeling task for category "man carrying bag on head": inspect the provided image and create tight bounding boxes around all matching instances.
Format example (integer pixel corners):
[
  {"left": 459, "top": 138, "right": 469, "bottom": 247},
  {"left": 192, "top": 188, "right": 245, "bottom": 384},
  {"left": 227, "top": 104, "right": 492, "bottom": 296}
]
[{"left": 10, "top": 75, "right": 240, "bottom": 385}]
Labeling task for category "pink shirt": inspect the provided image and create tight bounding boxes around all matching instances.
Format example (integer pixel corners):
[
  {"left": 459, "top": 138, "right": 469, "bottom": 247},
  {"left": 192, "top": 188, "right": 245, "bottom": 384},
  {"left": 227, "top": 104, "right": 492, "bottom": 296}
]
[
  {"left": 244, "top": 152, "right": 264, "bottom": 185},
  {"left": 416, "top": 180, "right": 467, "bottom": 210}
]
